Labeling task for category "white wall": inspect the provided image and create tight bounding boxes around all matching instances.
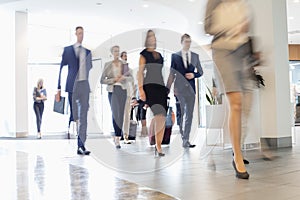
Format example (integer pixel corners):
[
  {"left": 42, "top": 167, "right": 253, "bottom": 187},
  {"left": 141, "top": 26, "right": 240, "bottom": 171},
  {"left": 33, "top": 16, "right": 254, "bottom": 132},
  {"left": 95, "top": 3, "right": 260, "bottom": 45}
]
[
  {"left": 0, "top": 8, "right": 16, "bottom": 137},
  {"left": 15, "top": 11, "right": 28, "bottom": 137}
]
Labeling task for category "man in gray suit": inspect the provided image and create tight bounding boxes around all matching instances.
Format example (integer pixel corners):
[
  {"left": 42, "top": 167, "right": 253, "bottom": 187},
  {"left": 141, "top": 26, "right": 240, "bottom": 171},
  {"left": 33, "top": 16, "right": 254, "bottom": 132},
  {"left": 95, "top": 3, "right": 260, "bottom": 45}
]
[{"left": 167, "top": 33, "right": 203, "bottom": 148}]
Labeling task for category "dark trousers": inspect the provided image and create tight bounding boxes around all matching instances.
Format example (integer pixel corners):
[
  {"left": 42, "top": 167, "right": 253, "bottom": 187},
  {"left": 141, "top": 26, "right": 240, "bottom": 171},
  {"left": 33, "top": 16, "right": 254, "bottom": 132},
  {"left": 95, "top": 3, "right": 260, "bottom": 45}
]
[
  {"left": 72, "top": 80, "right": 90, "bottom": 148},
  {"left": 68, "top": 92, "right": 74, "bottom": 126},
  {"left": 108, "top": 86, "right": 127, "bottom": 137},
  {"left": 174, "top": 95, "right": 181, "bottom": 126},
  {"left": 177, "top": 94, "right": 195, "bottom": 146},
  {"left": 33, "top": 102, "right": 44, "bottom": 132}
]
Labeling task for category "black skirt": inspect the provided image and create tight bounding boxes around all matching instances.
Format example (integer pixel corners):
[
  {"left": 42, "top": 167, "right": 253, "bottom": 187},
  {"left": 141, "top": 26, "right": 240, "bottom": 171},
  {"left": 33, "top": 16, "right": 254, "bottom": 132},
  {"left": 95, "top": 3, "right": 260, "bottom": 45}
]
[{"left": 143, "top": 83, "right": 168, "bottom": 116}]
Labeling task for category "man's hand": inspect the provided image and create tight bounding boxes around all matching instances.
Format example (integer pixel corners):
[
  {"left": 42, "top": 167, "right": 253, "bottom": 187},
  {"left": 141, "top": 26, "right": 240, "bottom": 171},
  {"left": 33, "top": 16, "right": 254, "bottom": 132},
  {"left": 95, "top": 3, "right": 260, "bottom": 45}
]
[
  {"left": 55, "top": 90, "right": 61, "bottom": 102},
  {"left": 131, "top": 99, "right": 138, "bottom": 107},
  {"left": 185, "top": 73, "right": 195, "bottom": 80}
]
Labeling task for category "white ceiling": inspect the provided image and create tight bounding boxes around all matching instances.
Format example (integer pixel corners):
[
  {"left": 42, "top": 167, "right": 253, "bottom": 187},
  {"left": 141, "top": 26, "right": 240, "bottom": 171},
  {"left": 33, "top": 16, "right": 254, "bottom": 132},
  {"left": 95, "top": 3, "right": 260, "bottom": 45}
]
[
  {"left": 0, "top": 0, "right": 208, "bottom": 45},
  {"left": 1, "top": 0, "right": 300, "bottom": 44}
]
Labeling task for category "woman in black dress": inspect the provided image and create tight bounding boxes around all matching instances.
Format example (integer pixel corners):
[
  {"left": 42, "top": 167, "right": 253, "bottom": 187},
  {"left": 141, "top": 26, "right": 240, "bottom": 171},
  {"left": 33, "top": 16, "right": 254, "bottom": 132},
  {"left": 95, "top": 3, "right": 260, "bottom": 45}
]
[{"left": 137, "top": 30, "right": 168, "bottom": 156}]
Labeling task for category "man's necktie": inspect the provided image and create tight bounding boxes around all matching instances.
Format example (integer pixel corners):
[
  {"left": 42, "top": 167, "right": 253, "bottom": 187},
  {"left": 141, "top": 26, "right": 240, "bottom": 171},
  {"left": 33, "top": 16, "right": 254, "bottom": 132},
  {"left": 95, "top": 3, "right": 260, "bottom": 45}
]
[
  {"left": 186, "top": 52, "right": 189, "bottom": 69},
  {"left": 77, "top": 45, "right": 82, "bottom": 57}
]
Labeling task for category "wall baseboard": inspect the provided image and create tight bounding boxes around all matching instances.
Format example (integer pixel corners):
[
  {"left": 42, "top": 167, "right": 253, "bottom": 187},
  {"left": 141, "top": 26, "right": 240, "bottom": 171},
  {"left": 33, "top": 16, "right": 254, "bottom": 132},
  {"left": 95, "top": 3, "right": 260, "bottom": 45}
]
[
  {"left": 260, "top": 136, "right": 292, "bottom": 149},
  {"left": 16, "top": 132, "right": 28, "bottom": 138}
]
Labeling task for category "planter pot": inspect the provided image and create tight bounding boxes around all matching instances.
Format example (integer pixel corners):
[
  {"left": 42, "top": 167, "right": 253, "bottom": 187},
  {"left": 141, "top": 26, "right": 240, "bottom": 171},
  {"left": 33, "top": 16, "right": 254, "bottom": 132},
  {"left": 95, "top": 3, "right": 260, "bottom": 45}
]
[{"left": 205, "top": 104, "right": 226, "bottom": 129}]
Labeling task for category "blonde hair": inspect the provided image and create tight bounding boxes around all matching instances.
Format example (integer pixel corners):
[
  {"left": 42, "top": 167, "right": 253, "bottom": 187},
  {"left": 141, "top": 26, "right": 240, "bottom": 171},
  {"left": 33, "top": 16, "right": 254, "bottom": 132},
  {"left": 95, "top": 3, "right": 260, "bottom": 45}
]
[{"left": 37, "top": 78, "right": 44, "bottom": 89}]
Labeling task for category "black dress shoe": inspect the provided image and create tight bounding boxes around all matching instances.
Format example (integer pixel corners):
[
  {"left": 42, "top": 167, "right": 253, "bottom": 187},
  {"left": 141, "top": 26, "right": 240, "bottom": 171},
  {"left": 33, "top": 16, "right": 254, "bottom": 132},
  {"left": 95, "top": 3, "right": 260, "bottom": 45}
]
[
  {"left": 77, "top": 148, "right": 90, "bottom": 155},
  {"left": 232, "top": 160, "right": 249, "bottom": 179},
  {"left": 243, "top": 159, "right": 250, "bottom": 165},
  {"left": 183, "top": 144, "right": 196, "bottom": 148}
]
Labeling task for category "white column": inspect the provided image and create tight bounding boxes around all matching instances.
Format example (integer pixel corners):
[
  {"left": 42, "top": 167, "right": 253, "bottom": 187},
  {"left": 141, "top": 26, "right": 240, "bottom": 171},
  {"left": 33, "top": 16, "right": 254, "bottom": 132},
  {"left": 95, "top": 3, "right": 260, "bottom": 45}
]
[
  {"left": 0, "top": 8, "right": 15, "bottom": 137},
  {"left": 249, "top": 0, "right": 292, "bottom": 147},
  {"left": 15, "top": 11, "right": 28, "bottom": 137}
]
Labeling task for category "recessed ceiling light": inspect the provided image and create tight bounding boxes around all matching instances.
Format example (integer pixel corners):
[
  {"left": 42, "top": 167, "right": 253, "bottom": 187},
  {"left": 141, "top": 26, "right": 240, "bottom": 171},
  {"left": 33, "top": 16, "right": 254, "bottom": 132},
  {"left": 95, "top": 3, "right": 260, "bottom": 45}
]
[
  {"left": 294, "top": 0, "right": 299, "bottom": 3},
  {"left": 289, "top": 16, "right": 295, "bottom": 20},
  {"left": 143, "top": 4, "right": 149, "bottom": 8},
  {"left": 198, "top": 21, "right": 204, "bottom": 25},
  {"left": 189, "top": 0, "right": 195, "bottom": 2}
]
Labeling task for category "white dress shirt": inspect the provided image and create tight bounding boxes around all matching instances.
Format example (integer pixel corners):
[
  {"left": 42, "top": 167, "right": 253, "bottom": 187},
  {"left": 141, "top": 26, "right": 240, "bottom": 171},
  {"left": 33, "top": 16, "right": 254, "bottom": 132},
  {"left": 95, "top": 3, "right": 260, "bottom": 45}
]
[
  {"left": 182, "top": 50, "right": 191, "bottom": 69},
  {"left": 74, "top": 43, "right": 87, "bottom": 81}
]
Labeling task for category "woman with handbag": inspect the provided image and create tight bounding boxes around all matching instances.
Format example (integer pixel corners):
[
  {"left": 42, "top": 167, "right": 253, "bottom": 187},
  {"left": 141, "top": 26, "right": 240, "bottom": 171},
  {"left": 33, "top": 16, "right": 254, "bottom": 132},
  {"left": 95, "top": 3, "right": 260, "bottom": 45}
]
[{"left": 205, "top": 0, "right": 253, "bottom": 179}]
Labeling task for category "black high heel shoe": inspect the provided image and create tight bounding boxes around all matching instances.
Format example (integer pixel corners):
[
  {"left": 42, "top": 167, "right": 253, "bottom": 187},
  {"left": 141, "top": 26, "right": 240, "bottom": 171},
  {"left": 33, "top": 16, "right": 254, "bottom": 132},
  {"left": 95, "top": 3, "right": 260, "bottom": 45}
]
[
  {"left": 232, "top": 152, "right": 250, "bottom": 164},
  {"left": 155, "top": 146, "right": 165, "bottom": 157},
  {"left": 232, "top": 160, "right": 249, "bottom": 179}
]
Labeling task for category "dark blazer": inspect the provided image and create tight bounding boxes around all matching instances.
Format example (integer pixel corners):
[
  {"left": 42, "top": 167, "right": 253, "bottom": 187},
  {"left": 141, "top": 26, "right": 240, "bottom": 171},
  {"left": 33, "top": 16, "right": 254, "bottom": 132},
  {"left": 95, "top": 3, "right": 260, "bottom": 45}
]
[
  {"left": 58, "top": 45, "right": 92, "bottom": 92},
  {"left": 167, "top": 51, "right": 203, "bottom": 95}
]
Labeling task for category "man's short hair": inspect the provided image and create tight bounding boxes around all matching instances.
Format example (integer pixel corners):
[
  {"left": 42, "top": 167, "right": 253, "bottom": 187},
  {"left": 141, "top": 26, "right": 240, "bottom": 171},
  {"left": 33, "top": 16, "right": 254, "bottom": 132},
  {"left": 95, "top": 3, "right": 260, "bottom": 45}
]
[
  {"left": 181, "top": 33, "right": 191, "bottom": 43},
  {"left": 75, "top": 26, "right": 83, "bottom": 31}
]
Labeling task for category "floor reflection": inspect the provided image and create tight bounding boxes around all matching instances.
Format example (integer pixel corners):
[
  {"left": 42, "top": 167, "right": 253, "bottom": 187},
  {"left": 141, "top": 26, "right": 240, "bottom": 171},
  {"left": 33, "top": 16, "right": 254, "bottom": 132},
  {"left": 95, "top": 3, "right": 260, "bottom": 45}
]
[
  {"left": 69, "top": 164, "right": 90, "bottom": 200},
  {"left": 34, "top": 155, "right": 45, "bottom": 196},
  {"left": 0, "top": 140, "right": 181, "bottom": 200},
  {"left": 16, "top": 151, "right": 29, "bottom": 200},
  {"left": 114, "top": 178, "right": 138, "bottom": 199}
]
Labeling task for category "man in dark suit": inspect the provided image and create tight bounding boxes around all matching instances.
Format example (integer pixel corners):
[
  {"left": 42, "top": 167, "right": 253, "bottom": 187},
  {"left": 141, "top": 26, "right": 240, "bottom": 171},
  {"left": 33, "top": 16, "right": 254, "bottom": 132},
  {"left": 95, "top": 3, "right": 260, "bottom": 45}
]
[
  {"left": 167, "top": 33, "right": 203, "bottom": 148},
  {"left": 56, "top": 26, "right": 92, "bottom": 155}
]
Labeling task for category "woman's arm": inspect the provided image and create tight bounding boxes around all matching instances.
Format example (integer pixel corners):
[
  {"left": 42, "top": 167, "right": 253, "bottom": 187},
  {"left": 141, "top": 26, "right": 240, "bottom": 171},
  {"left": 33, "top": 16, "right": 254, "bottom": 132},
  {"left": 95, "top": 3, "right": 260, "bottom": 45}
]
[
  {"left": 33, "top": 87, "right": 43, "bottom": 101},
  {"left": 100, "top": 62, "right": 117, "bottom": 85},
  {"left": 42, "top": 88, "right": 47, "bottom": 101},
  {"left": 137, "top": 55, "right": 146, "bottom": 101},
  {"left": 204, "top": 0, "right": 222, "bottom": 35}
]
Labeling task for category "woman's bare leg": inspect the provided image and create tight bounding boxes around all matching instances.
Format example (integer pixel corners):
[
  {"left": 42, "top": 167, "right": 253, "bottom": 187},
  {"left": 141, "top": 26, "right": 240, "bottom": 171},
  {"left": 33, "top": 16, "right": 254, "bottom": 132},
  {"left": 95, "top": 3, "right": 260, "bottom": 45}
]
[
  {"left": 154, "top": 114, "right": 165, "bottom": 153},
  {"left": 226, "top": 92, "right": 247, "bottom": 172}
]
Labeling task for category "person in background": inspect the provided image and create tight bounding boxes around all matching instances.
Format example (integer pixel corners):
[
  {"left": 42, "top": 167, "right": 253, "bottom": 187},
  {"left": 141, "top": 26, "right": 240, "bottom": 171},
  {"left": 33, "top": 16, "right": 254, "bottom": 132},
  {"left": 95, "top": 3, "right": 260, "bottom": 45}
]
[
  {"left": 130, "top": 93, "right": 148, "bottom": 137},
  {"left": 120, "top": 51, "right": 134, "bottom": 144},
  {"left": 139, "top": 101, "right": 148, "bottom": 137},
  {"left": 56, "top": 26, "right": 93, "bottom": 155},
  {"left": 167, "top": 33, "right": 203, "bottom": 148},
  {"left": 205, "top": 0, "right": 252, "bottom": 179},
  {"left": 33, "top": 78, "right": 47, "bottom": 139},
  {"left": 137, "top": 30, "right": 168, "bottom": 156},
  {"left": 101, "top": 46, "right": 133, "bottom": 149}
]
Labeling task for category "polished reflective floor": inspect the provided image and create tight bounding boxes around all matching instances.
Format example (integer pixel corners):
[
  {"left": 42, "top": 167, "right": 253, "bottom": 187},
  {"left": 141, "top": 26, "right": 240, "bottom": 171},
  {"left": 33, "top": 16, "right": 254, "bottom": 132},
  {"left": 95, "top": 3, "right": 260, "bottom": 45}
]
[
  {"left": 0, "top": 139, "right": 177, "bottom": 200},
  {"left": 1, "top": 127, "right": 300, "bottom": 200}
]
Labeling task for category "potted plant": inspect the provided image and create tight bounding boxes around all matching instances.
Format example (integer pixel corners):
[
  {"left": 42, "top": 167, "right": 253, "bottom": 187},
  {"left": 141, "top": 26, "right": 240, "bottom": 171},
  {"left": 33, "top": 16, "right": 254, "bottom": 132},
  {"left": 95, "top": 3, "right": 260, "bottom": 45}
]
[{"left": 205, "top": 85, "right": 225, "bottom": 129}]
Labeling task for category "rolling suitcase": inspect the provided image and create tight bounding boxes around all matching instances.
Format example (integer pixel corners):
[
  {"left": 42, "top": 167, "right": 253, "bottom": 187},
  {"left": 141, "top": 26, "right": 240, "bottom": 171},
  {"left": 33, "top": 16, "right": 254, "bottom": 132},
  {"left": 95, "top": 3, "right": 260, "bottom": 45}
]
[
  {"left": 149, "top": 101, "right": 175, "bottom": 145},
  {"left": 128, "top": 106, "right": 138, "bottom": 140}
]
